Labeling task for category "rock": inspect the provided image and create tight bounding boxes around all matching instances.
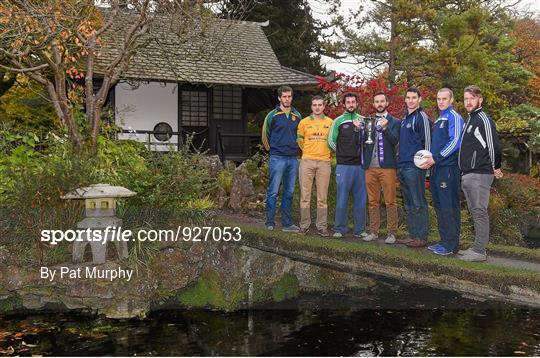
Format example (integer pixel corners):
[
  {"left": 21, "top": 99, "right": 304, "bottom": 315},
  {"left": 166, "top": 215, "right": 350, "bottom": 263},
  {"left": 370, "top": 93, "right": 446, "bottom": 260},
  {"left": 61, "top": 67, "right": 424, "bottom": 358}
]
[
  {"left": 22, "top": 294, "right": 45, "bottom": 310},
  {"left": 0, "top": 236, "right": 378, "bottom": 318},
  {"left": 294, "top": 264, "right": 375, "bottom": 292},
  {"left": 151, "top": 247, "right": 199, "bottom": 291},
  {"left": 229, "top": 163, "right": 255, "bottom": 210},
  {"left": 200, "top": 155, "right": 223, "bottom": 177},
  {"left": 216, "top": 186, "right": 228, "bottom": 209}
]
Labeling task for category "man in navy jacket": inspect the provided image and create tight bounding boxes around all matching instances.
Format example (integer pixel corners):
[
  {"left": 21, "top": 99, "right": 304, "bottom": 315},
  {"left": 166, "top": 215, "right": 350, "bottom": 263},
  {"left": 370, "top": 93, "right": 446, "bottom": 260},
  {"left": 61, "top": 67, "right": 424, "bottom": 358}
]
[
  {"left": 262, "top": 85, "right": 302, "bottom": 232},
  {"left": 362, "top": 92, "right": 400, "bottom": 244},
  {"left": 397, "top": 87, "right": 431, "bottom": 248}
]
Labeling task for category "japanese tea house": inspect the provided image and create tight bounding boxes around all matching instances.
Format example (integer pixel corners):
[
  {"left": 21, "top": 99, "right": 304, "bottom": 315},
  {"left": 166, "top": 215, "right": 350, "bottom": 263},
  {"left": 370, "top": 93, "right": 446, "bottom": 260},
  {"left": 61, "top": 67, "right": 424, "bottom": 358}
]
[{"left": 97, "top": 16, "right": 318, "bottom": 161}]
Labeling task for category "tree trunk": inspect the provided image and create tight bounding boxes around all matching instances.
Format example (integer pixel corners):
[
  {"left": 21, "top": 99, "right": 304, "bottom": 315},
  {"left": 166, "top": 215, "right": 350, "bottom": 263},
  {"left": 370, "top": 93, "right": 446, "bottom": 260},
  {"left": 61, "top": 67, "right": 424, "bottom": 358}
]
[
  {"left": 388, "top": 7, "right": 398, "bottom": 88},
  {"left": 45, "top": 82, "right": 83, "bottom": 151}
]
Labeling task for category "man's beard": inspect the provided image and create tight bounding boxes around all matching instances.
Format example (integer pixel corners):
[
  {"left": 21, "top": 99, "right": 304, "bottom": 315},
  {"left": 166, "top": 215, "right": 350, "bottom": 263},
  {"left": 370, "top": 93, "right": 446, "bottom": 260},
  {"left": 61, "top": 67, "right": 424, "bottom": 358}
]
[
  {"left": 376, "top": 106, "right": 387, "bottom": 113},
  {"left": 346, "top": 107, "right": 356, "bottom": 113},
  {"left": 467, "top": 104, "right": 480, "bottom": 113}
]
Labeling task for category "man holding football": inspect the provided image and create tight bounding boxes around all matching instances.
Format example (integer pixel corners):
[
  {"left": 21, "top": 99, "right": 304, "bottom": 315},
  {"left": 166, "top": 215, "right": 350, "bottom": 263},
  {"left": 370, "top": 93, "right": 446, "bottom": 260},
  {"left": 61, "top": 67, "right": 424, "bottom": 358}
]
[{"left": 420, "top": 88, "right": 464, "bottom": 255}]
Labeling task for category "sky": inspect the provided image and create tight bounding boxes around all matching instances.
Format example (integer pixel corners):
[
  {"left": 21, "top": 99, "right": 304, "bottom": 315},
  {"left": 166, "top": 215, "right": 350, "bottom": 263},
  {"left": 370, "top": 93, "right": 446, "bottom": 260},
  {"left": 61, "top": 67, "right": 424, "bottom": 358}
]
[{"left": 310, "top": 0, "right": 540, "bottom": 75}]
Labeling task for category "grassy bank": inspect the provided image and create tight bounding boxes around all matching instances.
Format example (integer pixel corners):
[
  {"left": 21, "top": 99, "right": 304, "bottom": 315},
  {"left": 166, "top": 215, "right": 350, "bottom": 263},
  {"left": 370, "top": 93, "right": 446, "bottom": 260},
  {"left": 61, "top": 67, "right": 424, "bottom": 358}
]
[{"left": 458, "top": 239, "right": 540, "bottom": 262}]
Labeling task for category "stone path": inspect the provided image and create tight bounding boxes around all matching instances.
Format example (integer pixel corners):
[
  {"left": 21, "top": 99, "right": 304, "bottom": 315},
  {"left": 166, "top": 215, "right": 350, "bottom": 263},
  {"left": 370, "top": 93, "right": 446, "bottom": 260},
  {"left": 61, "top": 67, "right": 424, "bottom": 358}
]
[{"left": 488, "top": 256, "right": 540, "bottom": 272}]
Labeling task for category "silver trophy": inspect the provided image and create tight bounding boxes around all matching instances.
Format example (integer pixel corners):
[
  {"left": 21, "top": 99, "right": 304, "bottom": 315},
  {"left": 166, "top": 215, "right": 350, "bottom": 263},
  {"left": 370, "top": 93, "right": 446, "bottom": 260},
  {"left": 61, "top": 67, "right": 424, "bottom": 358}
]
[{"left": 365, "top": 117, "right": 375, "bottom": 144}]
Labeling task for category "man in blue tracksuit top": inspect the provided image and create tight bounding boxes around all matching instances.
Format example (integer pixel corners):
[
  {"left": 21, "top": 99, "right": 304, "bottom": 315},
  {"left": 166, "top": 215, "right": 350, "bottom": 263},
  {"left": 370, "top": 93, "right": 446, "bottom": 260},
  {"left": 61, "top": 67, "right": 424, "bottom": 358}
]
[
  {"left": 262, "top": 85, "right": 302, "bottom": 232},
  {"left": 420, "top": 88, "right": 464, "bottom": 255},
  {"left": 397, "top": 87, "right": 431, "bottom": 248}
]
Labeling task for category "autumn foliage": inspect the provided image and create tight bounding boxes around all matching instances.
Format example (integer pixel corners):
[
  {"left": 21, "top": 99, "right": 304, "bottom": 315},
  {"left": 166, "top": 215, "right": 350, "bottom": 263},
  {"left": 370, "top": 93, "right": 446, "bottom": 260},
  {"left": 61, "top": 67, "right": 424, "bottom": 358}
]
[
  {"left": 316, "top": 72, "right": 411, "bottom": 119},
  {"left": 315, "top": 71, "right": 448, "bottom": 121},
  {"left": 513, "top": 17, "right": 540, "bottom": 108}
]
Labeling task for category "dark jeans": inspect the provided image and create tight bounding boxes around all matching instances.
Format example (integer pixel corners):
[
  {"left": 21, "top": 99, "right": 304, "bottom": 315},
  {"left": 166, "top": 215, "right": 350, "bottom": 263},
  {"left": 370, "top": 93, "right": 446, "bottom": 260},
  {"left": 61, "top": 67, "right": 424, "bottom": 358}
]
[
  {"left": 430, "top": 165, "right": 461, "bottom": 251},
  {"left": 265, "top": 155, "right": 299, "bottom": 227},
  {"left": 398, "top": 166, "right": 429, "bottom": 241}
]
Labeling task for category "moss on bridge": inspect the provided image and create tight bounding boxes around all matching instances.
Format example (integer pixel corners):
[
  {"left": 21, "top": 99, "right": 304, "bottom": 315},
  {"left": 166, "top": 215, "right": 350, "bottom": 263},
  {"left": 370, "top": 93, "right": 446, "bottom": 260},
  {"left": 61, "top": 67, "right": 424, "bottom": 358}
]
[{"left": 220, "top": 219, "right": 540, "bottom": 307}]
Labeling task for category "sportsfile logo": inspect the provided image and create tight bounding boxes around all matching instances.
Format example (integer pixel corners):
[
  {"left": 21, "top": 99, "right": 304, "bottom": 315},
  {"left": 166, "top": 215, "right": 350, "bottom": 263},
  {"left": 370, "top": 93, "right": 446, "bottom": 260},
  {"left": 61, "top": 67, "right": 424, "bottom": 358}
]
[
  {"left": 41, "top": 227, "right": 134, "bottom": 245},
  {"left": 40, "top": 226, "right": 242, "bottom": 245}
]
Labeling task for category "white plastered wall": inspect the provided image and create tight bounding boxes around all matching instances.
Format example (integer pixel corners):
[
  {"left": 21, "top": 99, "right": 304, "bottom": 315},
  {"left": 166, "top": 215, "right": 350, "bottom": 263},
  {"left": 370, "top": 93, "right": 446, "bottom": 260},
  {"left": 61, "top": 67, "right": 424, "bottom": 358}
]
[{"left": 115, "top": 81, "right": 178, "bottom": 151}]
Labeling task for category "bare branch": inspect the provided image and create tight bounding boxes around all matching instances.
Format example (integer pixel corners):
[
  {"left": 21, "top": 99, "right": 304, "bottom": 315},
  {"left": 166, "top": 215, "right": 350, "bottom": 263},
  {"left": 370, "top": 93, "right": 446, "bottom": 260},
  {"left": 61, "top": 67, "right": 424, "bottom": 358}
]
[{"left": 0, "top": 63, "right": 48, "bottom": 73}]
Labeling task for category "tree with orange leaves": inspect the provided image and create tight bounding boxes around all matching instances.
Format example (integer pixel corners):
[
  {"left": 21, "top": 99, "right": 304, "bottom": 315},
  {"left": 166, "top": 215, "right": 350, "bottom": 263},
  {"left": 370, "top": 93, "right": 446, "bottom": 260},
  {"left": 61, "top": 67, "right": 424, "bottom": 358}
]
[
  {"left": 513, "top": 17, "right": 540, "bottom": 108},
  {"left": 0, "top": 0, "right": 247, "bottom": 151}
]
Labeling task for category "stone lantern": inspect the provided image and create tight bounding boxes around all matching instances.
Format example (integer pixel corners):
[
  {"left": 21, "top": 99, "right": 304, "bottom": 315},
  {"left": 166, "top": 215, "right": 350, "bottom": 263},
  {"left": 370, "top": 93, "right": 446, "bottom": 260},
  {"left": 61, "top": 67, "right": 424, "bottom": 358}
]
[{"left": 62, "top": 184, "right": 136, "bottom": 264}]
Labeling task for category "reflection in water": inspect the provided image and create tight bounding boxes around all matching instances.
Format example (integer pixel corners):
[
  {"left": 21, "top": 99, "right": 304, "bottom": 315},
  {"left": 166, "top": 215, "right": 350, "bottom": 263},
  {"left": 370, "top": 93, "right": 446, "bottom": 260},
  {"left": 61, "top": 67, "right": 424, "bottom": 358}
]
[{"left": 1, "top": 282, "right": 539, "bottom": 356}]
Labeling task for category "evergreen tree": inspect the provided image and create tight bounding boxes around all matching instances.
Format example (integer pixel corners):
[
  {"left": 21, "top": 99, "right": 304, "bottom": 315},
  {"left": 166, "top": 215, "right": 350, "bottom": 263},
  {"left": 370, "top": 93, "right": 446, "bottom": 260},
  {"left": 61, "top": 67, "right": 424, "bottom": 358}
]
[
  {"left": 428, "top": 5, "right": 532, "bottom": 114},
  {"left": 328, "top": 0, "right": 532, "bottom": 116},
  {"left": 330, "top": 0, "right": 439, "bottom": 86},
  {"left": 222, "top": 0, "right": 326, "bottom": 74}
]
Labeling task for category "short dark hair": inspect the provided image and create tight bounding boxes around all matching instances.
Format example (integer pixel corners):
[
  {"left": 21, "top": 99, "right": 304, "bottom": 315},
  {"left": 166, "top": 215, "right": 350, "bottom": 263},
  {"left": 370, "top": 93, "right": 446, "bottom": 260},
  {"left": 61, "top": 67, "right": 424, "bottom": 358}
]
[
  {"left": 277, "top": 85, "right": 293, "bottom": 97},
  {"left": 373, "top": 91, "right": 388, "bottom": 101},
  {"left": 342, "top": 92, "right": 358, "bottom": 104},
  {"left": 311, "top": 95, "right": 325, "bottom": 103},
  {"left": 464, "top": 85, "right": 482, "bottom": 98},
  {"left": 406, "top": 87, "right": 421, "bottom": 97}
]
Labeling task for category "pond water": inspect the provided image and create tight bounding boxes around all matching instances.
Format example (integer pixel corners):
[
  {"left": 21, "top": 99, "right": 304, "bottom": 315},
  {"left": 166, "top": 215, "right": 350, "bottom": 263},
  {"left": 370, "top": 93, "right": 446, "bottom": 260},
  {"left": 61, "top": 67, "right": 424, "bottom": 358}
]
[{"left": 1, "top": 280, "right": 539, "bottom": 356}]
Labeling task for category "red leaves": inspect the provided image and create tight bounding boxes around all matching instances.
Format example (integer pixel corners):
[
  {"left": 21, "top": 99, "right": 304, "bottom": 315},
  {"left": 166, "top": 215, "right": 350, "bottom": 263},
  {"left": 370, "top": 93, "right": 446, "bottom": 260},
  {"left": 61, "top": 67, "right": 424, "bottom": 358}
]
[{"left": 316, "top": 72, "right": 409, "bottom": 119}]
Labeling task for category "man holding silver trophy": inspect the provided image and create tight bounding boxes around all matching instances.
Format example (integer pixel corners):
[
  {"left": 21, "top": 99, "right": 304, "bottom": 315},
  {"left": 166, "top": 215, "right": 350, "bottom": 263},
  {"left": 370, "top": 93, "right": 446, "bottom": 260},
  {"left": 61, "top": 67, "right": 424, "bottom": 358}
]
[
  {"left": 362, "top": 92, "right": 401, "bottom": 244},
  {"left": 328, "top": 93, "right": 368, "bottom": 238}
]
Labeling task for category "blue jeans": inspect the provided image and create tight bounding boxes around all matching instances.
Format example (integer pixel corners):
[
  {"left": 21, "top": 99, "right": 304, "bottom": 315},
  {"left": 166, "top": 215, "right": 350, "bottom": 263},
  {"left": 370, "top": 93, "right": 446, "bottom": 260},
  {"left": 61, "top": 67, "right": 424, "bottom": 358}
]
[
  {"left": 398, "top": 166, "right": 429, "bottom": 241},
  {"left": 334, "top": 164, "right": 366, "bottom": 235},
  {"left": 266, "top": 155, "right": 299, "bottom": 227},
  {"left": 430, "top": 165, "right": 461, "bottom": 251}
]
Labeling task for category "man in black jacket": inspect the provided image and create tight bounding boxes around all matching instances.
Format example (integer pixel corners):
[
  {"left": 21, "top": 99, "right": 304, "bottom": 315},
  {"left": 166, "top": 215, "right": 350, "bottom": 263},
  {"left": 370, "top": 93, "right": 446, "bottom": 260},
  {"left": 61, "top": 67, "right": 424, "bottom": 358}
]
[
  {"left": 328, "top": 93, "right": 368, "bottom": 238},
  {"left": 458, "top": 85, "right": 503, "bottom": 262}
]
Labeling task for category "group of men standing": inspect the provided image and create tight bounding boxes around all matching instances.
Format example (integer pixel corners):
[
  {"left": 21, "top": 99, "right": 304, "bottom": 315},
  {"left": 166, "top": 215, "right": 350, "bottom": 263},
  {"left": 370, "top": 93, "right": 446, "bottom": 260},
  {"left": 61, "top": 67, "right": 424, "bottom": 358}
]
[{"left": 261, "top": 84, "right": 502, "bottom": 262}]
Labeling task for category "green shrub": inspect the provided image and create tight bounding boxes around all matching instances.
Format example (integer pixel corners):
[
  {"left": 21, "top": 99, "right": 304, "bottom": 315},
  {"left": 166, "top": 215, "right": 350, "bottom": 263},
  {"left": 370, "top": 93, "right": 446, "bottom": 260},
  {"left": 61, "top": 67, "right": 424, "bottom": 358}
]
[
  {"left": 485, "top": 173, "right": 540, "bottom": 245},
  {"left": 0, "top": 130, "right": 216, "bottom": 264},
  {"left": 0, "top": 78, "right": 58, "bottom": 135}
]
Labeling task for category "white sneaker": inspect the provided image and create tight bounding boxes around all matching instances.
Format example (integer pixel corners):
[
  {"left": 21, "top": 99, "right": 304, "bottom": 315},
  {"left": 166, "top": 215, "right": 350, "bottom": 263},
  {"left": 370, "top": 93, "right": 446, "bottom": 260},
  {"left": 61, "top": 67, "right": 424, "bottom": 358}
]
[
  {"left": 459, "top": 250, "right": 487, "bottom": 262},
  {"left": 353, "top": 232, "right": 368, "bottom": 238},
  {"left": 363, "top": 233, "right": 378, "bottom": 242},
  {"left": 385, "top": 234, "right": 396, "bottom": 244},
  {"left": 457, "top": 247, "right": 474, "bottom": 256},
  {"left": 333, "top": 232, "right": 344, "bottom": 238}
]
